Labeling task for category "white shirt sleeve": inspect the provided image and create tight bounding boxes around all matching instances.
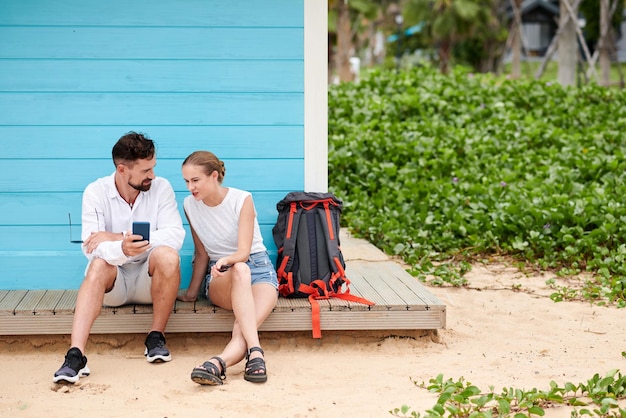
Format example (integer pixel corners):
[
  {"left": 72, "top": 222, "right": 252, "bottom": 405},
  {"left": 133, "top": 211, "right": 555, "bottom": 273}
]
[{"left": 81, "top": 178, "right": 128, "bottom": 265}]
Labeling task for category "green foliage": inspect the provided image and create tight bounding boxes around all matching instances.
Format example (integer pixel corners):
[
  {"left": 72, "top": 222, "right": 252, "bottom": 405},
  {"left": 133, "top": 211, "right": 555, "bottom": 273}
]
[
  {"left": 328, "top": 66, "right": 626, "bottom": 305},
  {"left": 389, "top": 370, "right": 626, "bottom": 417}
]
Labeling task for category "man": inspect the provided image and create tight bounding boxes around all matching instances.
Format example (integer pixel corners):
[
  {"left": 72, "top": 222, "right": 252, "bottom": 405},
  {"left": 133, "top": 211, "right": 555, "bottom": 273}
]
[{"left": 53, "top": 132, "right": 185, "bottom": 384}]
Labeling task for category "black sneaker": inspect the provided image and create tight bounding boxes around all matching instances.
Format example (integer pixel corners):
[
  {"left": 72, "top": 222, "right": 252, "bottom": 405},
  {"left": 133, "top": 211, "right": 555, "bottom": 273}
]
[
  {"left": 144, "top": 331, "right": 171, "bottom": 363},
  {"left": 53, "top": 347, "right": 90, "bottom": 384}
]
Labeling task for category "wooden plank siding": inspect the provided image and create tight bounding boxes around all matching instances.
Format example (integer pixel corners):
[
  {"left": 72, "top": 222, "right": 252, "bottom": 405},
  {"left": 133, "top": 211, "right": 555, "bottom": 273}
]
[
  {"left": 0, "top": 0, "right": 305, "bottom": 290},
  {"left": 0, "top": 1, "right": 302, "bottom": 26}
]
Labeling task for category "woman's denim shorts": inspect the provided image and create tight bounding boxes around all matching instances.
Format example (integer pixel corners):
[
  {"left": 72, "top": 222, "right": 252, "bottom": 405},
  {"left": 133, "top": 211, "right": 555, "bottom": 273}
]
[{"left": 203, "top": 251, "right": 278, "bottom": 297}]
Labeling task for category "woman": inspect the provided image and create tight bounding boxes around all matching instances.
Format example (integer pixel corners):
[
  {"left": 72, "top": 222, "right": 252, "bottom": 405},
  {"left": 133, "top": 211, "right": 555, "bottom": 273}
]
[{"left": 178, "top": 151, "right": 278, "bottom": 385}]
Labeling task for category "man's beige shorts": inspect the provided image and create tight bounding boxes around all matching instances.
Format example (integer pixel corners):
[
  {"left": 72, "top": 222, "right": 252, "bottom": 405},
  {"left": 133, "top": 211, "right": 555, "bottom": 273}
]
[{"left": 103, "top": 253, "right": 154, "bottom": 307}]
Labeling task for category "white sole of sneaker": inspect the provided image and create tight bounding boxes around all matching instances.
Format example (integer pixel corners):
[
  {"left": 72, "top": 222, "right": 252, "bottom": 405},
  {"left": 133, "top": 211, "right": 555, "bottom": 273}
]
[
  {"left": 146, "top": 354, "right": 172, "bottom": 363},
  {"left": 52, "top": 365, "right": 91, "bottom": 384},
  {"left": 144, "top": 348, "right": 172, "bottom": 363}
]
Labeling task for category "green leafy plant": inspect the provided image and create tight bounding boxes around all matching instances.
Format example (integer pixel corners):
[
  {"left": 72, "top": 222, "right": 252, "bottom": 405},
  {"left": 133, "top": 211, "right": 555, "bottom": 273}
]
[
  {"left": 329, "top": 66, "right": 626, "bottom": 305},
  {"left": 390, "top": 370, "right": 626, "bottom": 417}
]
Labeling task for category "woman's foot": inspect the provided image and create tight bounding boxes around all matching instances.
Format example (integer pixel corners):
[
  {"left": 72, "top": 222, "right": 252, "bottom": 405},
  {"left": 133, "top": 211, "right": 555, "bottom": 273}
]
[
  {"left": 191, "top": 356, "right": 226, "bottom": 385},
  {"left": 244, "top": 347, "right": 267, "bottom": 383}
]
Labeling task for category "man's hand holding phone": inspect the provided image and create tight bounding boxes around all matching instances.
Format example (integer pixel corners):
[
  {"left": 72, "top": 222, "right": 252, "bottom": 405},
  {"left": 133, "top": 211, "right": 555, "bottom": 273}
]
[
  {"left": 121, "top": 221, "right": 152, "bottom": 257},
  {"left": 121, "top": 231, "right": 151, "bottom": 256}
]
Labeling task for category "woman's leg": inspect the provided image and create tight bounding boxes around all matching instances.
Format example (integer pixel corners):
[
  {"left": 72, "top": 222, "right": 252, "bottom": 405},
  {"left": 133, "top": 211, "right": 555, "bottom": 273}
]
[
  {"left": 210, "top": 283, "right": 278, "bottom": 367},
  {"left": 196, "top": 263, "right": 277, "bottom": 373},
  {"left": 245, "top": 284, "right": 277, "bottom": 364},
  {"left": 209, "top": 262, "right": 260, "bottom": 350}
]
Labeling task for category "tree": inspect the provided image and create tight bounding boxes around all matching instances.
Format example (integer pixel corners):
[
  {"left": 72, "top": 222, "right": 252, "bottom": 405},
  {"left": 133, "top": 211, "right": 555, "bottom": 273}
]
[
  {"left": 536, "top": 0, "right": 597, "bottom": 85},
  {"left": 509, "top": 0, "right": 525, "bottom": 78},
  {"left": 457, "top": 0, "right": 508, "bottom": 73},
  {"left": 558, "top": 0, "right": 579, "bottom": 86},
  {"left": 334, "top": 0, "right": 354, "bottom": 82},
  {"left": 328, "top": 0, "right": 393, "bottom": 83},
  {"left": 579, "top": 0, "right": 624, "bottom": 51},
  {"left": 403, "top": 0, "right": 505, "bottom": 74},
  {"left": 599, "top": 0, "right": 611, "bottom": 84},
  {"left": 580, "top": 0, "right": 624, "bottom": 86}
]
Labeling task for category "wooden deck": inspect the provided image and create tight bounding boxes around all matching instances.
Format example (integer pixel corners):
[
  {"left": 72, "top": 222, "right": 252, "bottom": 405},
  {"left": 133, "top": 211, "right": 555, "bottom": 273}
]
[{"left": 0, "top": 260, "right": 446, "bottom": 336}]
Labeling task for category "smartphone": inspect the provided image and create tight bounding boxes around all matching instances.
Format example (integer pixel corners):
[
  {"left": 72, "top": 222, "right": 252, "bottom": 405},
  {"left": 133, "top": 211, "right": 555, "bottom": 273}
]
[
  {"left": 132, "top": 221, "right": 150, "bottom": 242},
  {"left": 218, "top": 265, "right": 231, "bottom": 272}
]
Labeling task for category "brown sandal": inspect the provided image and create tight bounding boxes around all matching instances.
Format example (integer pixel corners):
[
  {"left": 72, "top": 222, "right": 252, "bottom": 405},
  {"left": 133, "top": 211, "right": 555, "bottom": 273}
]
[
  {"left": 190, "top": 356, "right": 226, "bottom": 385},
  {"left": 244, "top": 347, "right": 267, "bottom": 383}
]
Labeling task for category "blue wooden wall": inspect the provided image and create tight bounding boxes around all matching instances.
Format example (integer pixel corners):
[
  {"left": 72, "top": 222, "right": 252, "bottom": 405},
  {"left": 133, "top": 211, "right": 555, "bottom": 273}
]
[{"left": 0, "top": 0, "right": 304, "bottom": 290}]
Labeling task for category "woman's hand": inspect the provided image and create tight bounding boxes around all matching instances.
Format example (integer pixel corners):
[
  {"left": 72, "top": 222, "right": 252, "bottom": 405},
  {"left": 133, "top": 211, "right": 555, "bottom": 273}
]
[
  {"left": 176, "top": 293, "right": 197, "bottom": 302},
  {"left": 213, "top": 258, "right": 232, "bottom": 275}
]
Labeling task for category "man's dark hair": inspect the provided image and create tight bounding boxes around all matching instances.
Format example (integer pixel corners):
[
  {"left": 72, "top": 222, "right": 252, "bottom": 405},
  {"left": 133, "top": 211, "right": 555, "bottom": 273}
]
[{"left": 112, "top": 131, "right": 155, "bottom": 167}]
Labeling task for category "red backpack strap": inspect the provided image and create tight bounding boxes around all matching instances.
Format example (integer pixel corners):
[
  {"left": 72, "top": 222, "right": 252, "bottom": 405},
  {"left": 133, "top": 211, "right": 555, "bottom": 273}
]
[
  {"left": 276, "top": 201, "right": 300, "bottom": 296},
  {"left": 308, "top": 294, "right": 323, "bottom": 339},
  {"left": 328, "top": 256, "right": 375, "bottom": 305},
  {"left": 330, "top": 292, "right": 375, "bottom": 306},
  {"left": 322, "top": 200, "right": 335, "bottom": 240},
  {"left": 297, "top": 280, "right": 326, "bottom": 299},
  {"left": 286, "top": 201, "right": 297, "bottom": 238},
  {"left": 278, "top": 271, "right": 297, "bottom": 298},
  {"left": 298, "top": 280, "right": 328, "bottom": 339}
]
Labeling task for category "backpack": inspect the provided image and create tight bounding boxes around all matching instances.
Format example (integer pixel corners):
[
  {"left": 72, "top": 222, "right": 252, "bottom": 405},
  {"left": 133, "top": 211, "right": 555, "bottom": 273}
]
[{"left": 272, "top": 192, "right": 374, "bottom": 338}]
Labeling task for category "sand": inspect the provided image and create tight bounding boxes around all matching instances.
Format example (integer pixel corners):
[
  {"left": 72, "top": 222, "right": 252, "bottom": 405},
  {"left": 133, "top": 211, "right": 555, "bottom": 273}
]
[{"left": 2, "top": 237, "right": 626, "bottom": 417}]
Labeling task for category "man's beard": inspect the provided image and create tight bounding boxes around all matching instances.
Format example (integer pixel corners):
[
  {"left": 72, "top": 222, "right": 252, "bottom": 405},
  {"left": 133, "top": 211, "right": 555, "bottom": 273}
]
[{"left": 129, "top": 179, "right": 152, "bottom": 192}]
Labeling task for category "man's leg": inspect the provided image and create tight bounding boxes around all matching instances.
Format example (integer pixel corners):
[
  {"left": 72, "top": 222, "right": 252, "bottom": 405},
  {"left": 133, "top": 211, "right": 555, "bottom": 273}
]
[
  {"left": 54, "top": 259, "right": 117, "bottom": 383},
  {"left": 148, "top": 246, "right": 181, "bottom": 332},
  {"left": 143, "top": 246, "right": 180, "bottom": 363},
  {"left": 71, "top": 259, "right": 118, "bottom": 352}
]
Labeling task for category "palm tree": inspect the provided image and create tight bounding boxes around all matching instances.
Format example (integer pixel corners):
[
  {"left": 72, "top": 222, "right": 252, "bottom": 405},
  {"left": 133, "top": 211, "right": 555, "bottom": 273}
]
[{"left": 403, "top": 0, "right": 497, "bottom": 73}]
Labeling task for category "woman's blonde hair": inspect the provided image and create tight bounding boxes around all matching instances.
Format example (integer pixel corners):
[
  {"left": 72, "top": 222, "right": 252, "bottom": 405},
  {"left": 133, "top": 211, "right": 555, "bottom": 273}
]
[{"left": 182, "top": 151, "right": 226, "bottom": 183}]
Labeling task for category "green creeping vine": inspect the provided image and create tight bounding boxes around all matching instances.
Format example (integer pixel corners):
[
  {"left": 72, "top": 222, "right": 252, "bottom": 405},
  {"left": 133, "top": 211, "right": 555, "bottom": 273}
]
[
  {"left": 391, "top": 370, "right": 626, "bottom": 417},
  {"left": 329, "top": 66, "right": 626, "bottom": 306}
]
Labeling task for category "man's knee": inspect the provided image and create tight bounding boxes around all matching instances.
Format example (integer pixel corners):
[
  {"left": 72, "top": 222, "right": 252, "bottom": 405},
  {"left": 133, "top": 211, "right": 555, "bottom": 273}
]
[
  {"left": 149, "top": 246, "right": 181, "bottom": 277},
  {"left": 84, "top": 258, "right": 117, "bottom": 287}
]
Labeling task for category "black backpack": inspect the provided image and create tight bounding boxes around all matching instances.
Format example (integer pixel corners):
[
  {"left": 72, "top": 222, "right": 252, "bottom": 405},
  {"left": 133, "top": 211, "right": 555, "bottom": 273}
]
[{"left": 272, "top": 192, "right": 374, "bottom": 338}]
